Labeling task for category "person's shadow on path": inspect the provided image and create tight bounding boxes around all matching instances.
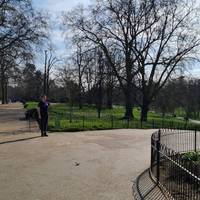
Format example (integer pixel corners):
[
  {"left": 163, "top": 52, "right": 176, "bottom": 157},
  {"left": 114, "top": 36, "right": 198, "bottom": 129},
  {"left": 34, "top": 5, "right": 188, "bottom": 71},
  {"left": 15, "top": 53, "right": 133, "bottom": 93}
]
[{"left": 0, "top": 136, "right": 41, "bottom": 145}]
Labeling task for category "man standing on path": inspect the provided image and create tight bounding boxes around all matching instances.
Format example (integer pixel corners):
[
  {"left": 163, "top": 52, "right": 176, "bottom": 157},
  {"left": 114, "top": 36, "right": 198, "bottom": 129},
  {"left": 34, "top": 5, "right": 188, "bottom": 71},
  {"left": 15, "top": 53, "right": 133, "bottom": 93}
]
[{"left": 38, "top": 95, "right": 50, "bottom": 137}]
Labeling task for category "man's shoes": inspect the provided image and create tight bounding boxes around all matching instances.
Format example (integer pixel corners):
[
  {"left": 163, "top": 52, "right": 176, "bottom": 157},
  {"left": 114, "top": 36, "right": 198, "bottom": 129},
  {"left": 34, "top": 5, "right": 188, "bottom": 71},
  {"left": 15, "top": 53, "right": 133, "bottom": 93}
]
[
  {"left": 41, "top": 133, "right": 48, "bottom": 137},
  {"left": 41, "top": 131, "right": 48, "bottom": 137}
]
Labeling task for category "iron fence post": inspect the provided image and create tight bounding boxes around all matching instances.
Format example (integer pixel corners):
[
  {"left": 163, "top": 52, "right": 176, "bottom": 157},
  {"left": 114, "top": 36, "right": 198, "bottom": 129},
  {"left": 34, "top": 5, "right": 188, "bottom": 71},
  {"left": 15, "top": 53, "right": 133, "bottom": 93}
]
[
  {"left": 55, "top": 114, "right": 59, "bottom": 129},
  {"left": 194, "top": 128, "right": 197, "bottom": 152},
  {"left": 29, "top": 119, "right": 31, "bottom": 132},
  {"left": 69, "top": 111, "right": 72, "bottom": 123},
  {"left": 150, "top": 129, "right": 200, "bottom": 198},
  {"left": 156, "top": 129, "right": 161, "bottom": 183},
  {"left": 111, "top": 115, "right": 114, "bottom": 129},
  {"left": 152, "top": 119, "right": 155, "bottom": 129},
  {"left": 82, "top": 116, "right": 85, "bottom": 128},
  {"left": 150, "top": 135, "right": 153, "bottom": 172},
  {"left": 127, "top": 118, "right": 130, "bottom": 129},
  {"left": 184, "top": 121, "right": 187, "bottom": 130}
]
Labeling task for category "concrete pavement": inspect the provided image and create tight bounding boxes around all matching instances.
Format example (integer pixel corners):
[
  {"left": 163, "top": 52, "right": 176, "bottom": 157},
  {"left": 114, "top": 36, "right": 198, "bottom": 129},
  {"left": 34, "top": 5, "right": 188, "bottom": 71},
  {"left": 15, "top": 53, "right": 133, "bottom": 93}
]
[{"left": 0, "top": 129, "right": 153, "bottom": 200}]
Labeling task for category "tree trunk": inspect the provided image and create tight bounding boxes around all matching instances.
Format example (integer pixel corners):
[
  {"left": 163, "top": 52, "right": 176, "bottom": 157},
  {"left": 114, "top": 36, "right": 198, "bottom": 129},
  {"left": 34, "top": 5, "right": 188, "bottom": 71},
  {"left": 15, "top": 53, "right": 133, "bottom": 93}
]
[
  {"left": 141, "top": 99, "right": 149, "bottom": 122},
  {"left": 106, "top": 85, "right": 113, "bottom": 109},
  {"left": 1, "top": 71, "right": 6, "bottom": 104},
  {"left": 5, "top": 80, "right": 8, "bottom": 104},
  {"left": 43, "top": 73, "right": 46, "bottom": 95},
  {"left": 46, "top": 85, "right": 49, "bottom": 97},
  {"left": 78, "top": 78, "right": 82, "bottom": 109},
  {"left": 124, "top": 90, "right": 133, "bottom": 119},
  {"left": 43, "top": 50, "right": 47, "bottom": 95},
  {"left": 1, "top": 78, "right": 5, "bottom": 104},
  {"left": 46, "top": 73, "right": 49, "bottom": 97},
  {"left": 78, "top": 93, "right": 82, "bottom": 109},
  {"left": 123, "top": 61, "right": 134, "bottom": 119},
  {"left": 87, "top": 92, "right": 92, "bottom": 105},
  {"left": 97, "top": 84, "right": 103, "bottom": 119},
  {"left": 106, "top": 96, "right": 113, "bottom": 109}
]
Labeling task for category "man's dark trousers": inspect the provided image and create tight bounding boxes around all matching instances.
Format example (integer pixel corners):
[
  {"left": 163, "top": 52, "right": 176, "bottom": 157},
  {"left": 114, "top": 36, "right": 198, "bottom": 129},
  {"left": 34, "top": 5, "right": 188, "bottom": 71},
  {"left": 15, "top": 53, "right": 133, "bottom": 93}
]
[{"left": 40, "top": 115, "right": 48, "bottom": 136}]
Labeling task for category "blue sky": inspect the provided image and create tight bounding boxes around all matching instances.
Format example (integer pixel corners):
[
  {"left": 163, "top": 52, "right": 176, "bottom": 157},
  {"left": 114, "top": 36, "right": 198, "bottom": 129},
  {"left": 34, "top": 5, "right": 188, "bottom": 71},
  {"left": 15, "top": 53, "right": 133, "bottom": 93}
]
[
  {"left": 32, "top": 0, "right": 200, "bottom": 77},
  {"left": 32, "top": 0, "right": 91, "bottom": 63}
]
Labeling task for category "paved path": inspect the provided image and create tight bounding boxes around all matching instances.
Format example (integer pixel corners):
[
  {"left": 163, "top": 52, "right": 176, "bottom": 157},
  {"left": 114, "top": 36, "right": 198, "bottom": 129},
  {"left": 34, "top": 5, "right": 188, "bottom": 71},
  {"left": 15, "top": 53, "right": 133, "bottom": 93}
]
[
  {"left": 0, "top": 103, "right": 39, "bottom": 134},
  {"left": 189, "top": 119, "right": 200, "bottom": 125},
  {"left": 0, "top": 129, "right": 153, "bottom": 200}
]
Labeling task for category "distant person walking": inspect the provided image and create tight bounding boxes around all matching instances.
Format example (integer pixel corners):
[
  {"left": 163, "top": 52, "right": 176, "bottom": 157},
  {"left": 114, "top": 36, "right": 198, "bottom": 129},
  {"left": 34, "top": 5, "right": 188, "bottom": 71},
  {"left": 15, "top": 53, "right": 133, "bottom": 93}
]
[{"left": 38, "top": 95, "right": 50, "bottom": 137}]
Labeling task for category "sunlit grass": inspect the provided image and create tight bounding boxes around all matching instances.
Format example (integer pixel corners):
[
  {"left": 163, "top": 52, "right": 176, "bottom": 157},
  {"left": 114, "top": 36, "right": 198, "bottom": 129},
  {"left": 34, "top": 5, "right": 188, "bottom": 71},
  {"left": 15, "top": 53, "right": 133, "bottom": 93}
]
[{"left": 26, "top": 102, "right": 200, "bottom": 132}]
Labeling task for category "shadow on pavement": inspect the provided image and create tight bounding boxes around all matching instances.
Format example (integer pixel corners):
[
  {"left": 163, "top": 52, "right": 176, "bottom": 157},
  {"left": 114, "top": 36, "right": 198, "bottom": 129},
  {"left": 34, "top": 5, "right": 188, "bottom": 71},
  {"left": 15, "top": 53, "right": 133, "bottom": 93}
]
[
  {"left": 0, "top": 136, "right": 41, "bottom": 145},
  {"left": 132, "top": 168, "right": 169, "bottom": 200}
]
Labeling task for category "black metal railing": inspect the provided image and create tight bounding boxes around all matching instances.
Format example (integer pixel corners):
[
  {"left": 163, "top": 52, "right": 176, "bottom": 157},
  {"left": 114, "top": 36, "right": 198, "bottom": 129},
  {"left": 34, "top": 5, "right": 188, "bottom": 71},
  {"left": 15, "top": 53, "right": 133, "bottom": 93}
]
[
  {"left": 151, "top": 129, "right": 200, "bottom": 200},
  {"left": 48, "top": 111, "right": 200, "bottom": 131}
]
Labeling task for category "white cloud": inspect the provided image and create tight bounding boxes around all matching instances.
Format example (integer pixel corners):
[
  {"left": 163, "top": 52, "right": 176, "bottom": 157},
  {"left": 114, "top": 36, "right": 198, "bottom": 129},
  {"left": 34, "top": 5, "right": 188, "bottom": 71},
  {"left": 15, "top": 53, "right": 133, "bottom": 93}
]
[{"left": 33, "top": 0, "right": 91, "bottom": 13}]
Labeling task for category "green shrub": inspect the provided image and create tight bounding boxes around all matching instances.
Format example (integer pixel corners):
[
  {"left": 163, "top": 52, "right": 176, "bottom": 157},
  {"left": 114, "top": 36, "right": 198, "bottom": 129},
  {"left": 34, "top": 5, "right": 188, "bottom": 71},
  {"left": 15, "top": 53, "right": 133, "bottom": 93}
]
[{"left": 182, "top": 151, "right": 200, "bottom": 163}]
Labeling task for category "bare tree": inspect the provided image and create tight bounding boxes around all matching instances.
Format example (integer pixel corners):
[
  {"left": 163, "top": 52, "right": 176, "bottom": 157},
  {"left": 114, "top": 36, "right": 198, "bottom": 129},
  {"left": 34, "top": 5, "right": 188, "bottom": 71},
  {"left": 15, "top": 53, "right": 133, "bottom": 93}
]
[
  {"left": 63, "top": 1, "right": 143, "bottom": 119},
  {"left": 0, "top": 0, "right": 47, "bottom": 52},
  {"left": 0, "top": 47, "right": 33, "bottom": 104},
  {"left": 43, "top": 48, "right": 59, "bottom": 96},
  {"left": 95, "top": 49, "right": 105, "bottom": 118},
  {"left": 85, "top": 64, "right": 94, "bottom": 105},
  {"left": 71, "top": 41, "right": 94, "bottom": 109},
  {"left": 0, "top": 0, "right": 48, "bottom": 104},
  {"left": 0, "top": 55, "right": 14, "bottom": 104},
  {"left": 20, "top": 63, "right": 43, "bottom": 101},
  {"left": 56, "top": 63, "right": 78, "bottom": 106},
  {"left": 133, "top": 0, "right": 200, "bottom": 121},
  {"left": 63, "top": 0, "right": 200, "bottom": 120}
]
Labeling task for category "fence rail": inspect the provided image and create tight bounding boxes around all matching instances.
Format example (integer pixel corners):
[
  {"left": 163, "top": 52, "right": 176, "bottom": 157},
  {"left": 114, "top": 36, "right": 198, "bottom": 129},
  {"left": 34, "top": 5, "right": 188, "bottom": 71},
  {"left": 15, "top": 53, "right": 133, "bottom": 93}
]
[
  {"left": 47, "top": 112, "right": 200, "bottom": 131},
  {"left": 151, "top": 129, "right": 200, "bottom": 200}
]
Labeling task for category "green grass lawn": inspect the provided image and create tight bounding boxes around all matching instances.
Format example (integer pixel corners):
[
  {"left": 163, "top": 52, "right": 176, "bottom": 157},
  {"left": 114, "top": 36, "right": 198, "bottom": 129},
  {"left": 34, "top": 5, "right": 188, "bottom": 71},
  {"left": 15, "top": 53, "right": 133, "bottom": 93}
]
[{"left": 26, "top": 102, "right": 200, "bottom": 132}]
